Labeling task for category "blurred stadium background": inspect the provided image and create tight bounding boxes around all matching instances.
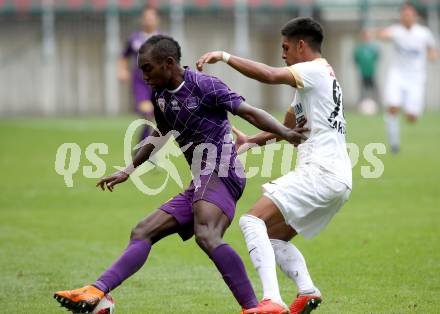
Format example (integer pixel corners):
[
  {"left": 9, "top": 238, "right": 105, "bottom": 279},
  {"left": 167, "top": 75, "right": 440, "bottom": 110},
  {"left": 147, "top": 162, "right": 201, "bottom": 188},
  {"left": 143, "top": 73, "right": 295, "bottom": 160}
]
[{"left": 0, "top": 0, "right": 439, "bottom": 116}]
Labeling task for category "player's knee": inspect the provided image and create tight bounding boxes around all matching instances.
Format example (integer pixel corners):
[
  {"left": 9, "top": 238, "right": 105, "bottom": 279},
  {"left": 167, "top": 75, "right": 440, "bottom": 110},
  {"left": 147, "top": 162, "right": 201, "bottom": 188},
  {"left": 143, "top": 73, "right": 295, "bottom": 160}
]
[
  {"left": 194, "top": 228, "right": 210, "bottom": 250},
  {"left": 130, "top": 221, "right": 155, "bottom": 243},
  {"left": 194, "top": 226, "right": 221, "bottom": 253},
  {"left": 130, "top": 225, "right": 146, "bottom": 241}
]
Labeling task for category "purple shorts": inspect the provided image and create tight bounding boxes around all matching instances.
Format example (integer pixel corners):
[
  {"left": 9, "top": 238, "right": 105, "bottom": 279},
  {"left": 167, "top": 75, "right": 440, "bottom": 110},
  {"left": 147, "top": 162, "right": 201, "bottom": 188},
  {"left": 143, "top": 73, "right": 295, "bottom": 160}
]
[{"left": 160, "top": 172, "right": 241, "bottom": 241}]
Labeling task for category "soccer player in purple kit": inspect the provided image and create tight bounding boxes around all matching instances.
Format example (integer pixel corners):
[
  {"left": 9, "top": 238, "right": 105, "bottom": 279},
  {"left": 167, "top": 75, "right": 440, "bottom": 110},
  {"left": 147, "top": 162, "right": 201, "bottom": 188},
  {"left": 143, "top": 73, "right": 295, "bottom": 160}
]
[
  {"left": 54, "top": 35, "right": 308, "bottom": 314},
  {"left": 118, "top": 6, "right": 161, "bottom": 145}
]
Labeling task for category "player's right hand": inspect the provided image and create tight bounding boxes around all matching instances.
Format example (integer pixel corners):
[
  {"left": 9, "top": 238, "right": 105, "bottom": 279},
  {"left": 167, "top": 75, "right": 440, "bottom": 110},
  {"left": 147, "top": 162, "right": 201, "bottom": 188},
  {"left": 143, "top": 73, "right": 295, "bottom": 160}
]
[
  {"left": 96, "top": 171, "right": 129, "bottom": 192},
  {"left": 196, "top": 51, "right": 223, "bottom": 71}
]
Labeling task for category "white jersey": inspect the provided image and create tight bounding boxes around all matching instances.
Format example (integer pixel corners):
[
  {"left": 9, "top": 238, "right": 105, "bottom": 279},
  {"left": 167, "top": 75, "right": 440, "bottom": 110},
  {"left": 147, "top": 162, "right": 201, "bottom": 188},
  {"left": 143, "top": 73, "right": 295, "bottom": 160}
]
[
  {"left": 287, "top": 58, "right": 352, "bottom": 189},
  {"left": 387, "top": 23, "right": 436, "bottom": 79}
]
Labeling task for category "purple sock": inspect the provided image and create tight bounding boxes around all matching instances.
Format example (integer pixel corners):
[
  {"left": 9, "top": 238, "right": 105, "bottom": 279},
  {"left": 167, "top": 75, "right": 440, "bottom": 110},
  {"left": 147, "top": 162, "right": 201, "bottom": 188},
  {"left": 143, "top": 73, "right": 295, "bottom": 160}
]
[
  {"left": 93, "top": 239, "right": 151, "bottom": 293},
  {"left": 209, "top": 243, "right": 258, "bottom": 309}
]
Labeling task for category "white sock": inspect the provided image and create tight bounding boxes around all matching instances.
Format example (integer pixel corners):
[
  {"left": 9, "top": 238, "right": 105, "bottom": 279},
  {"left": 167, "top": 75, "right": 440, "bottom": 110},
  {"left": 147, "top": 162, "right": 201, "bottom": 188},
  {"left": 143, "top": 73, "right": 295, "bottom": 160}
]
[
  {"left": 270, "top": 239, "right": 318, "bottom": 295},
  {"left": 385, "top": 113, "right": 400, "bottom": 150},
  {"left": 239, "top": 215, "right": 284, "bottom": 304}
]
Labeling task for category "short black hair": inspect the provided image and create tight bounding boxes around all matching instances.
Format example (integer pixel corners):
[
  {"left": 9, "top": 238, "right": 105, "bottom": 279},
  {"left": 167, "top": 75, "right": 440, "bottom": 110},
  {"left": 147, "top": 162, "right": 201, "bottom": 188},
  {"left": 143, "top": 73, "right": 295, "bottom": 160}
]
[
  {"left": 281, "top": 17, "right": 323, "bottom": 53},
  {"left": 139, "top": 35, "right": 182, "bottom": 63}
]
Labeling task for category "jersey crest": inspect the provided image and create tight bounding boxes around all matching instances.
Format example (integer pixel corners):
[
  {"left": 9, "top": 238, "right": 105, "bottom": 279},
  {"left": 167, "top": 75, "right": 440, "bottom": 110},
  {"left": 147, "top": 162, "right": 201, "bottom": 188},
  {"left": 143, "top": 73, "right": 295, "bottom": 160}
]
[
  {"left": 158, "top": 98, "right": 166, "bottom": 112},
  {"left": 185, "top": 97, "right": 198, "bottom": 109}
]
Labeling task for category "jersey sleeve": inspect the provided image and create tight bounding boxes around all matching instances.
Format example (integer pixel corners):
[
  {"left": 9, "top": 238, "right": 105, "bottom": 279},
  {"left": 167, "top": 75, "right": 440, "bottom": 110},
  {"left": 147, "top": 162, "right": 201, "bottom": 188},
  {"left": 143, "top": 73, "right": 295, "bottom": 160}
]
[
  {"left": 198, "top": 76, "right": 245, "bottom": 115},
  {"left": 286, "top": 62, "right": 318, "bottom": 90}
]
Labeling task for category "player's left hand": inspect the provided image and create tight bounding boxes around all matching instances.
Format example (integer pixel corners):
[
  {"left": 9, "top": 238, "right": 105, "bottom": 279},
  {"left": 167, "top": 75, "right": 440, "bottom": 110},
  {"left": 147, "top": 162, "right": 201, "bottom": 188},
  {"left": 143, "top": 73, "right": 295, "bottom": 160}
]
[{"left": 196, "top": 51, "right": 223, "bottom": 71}]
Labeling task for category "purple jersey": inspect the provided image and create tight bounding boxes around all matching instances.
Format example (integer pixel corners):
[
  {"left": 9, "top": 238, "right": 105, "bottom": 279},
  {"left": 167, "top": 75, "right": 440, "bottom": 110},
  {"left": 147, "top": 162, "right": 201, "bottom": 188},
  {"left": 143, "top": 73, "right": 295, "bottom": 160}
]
[
  {"left": 152, "top": 67, "right": 246, "bottom": 199},
  {"left": 122, "top": 31, "right": 159, "bottom": 105}
]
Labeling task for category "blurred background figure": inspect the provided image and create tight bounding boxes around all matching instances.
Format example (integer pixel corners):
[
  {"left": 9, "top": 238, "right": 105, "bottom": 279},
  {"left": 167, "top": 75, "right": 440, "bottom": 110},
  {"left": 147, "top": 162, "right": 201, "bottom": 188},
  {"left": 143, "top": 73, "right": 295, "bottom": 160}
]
[
  {"left": 370, "top": 1, "right": 438, "bottom": 153},
  {"left": 118, "top": 6, "right": 161, "bottom": 147},
  {"left": 0, "top": 0, "right": 439, "bottom": 119},
  {"left": 354, "top": 29, "right": 379, "bottom": 116}
]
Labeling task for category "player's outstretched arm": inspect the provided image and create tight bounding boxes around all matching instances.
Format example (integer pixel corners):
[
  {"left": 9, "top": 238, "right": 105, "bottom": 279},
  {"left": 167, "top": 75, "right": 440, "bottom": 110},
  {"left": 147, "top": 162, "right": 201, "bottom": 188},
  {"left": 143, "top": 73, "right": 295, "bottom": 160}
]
[
  {"left": 366, "top": 28, "right": 393, "bottom": 41},
  {"left": 96, "top": 130, "right": 164, "bottom": 192},
  {"left": 235, "top": 101, "right": 307, "bottom": 147},
  {"left": 233, "top": 108, "right": 306, "bottom": 152},
  {"left": 231, "top": 126, "right": 274, "bottom": 154},
  {"left": 196, "top": 51, "right": 297, "bottom": 87}
]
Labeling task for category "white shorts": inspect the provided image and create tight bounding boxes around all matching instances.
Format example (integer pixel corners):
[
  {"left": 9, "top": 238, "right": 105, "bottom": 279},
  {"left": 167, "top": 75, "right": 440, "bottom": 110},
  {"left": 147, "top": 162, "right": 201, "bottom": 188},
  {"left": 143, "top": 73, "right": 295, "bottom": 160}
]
[
  {"left": 262, "top": 165, "right": 351, "bottom": 239},
  {"left": 384, "top": 70, "right": 425, "bottom": 116}
]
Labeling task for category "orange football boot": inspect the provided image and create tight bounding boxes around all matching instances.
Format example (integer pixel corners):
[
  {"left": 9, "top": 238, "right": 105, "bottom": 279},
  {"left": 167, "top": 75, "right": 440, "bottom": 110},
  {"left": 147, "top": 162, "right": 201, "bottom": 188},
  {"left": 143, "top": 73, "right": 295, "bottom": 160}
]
[
  {"left": 54, "top": 285, "right": 104, "bottom": 313},
  {"left": 289, "top": 293, "right": 322, "bottom": 314},
  {"left": 242, "top": 299, "right": 289, "bottom": 314}
]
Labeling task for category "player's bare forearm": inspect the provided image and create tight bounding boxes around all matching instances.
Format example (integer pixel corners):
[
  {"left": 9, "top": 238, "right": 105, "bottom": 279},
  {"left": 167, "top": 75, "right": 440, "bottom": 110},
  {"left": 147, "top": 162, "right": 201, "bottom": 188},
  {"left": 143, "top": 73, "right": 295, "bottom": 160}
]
[
  {"left": 118, "top": 57, "right": 129, "bottom": 68},
  {"left": 117, "top": 58, "right": 130, "bottom": 81},
  {"left": 228, "top": 55, "right": 295, "bottom": 86},
  {"left": 227, "top": 56, "right": 277, "bottom": 83},
  {"left": 96, "top": 130, "right": 163, "bottom": 191},
  {"left": 367, "top": 28, "right": 392, "bottom": 41},
  {"left": 428, "top": 47, "right": 438, "bottom": 61},
  {"left": 236, "top": 102, "right": 307, "bottom": 146},
  {"left": 196, "top": 51, "right": 295, "bottom": 86},
  {"left": 236, "top": 102, "right": 288, "bottom": 138},
  {"left": 247, "top": 109, "right": 298, "bottom": 146},
  {"left": 247, "top": 131, "right": 279, "bottom": 146},
  {"left": 132, "top": 130, "right": 162, "bottom": 168},
  {"left": 132, "top": 143, "right": 155, "bottom": 168}
]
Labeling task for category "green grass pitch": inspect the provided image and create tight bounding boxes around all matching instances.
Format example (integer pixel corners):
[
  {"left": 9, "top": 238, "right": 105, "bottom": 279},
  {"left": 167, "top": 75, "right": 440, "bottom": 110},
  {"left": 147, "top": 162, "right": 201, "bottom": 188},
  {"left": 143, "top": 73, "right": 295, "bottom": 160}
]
[{"left": 0, "top": 112, "right": 439, "bottom": 313}]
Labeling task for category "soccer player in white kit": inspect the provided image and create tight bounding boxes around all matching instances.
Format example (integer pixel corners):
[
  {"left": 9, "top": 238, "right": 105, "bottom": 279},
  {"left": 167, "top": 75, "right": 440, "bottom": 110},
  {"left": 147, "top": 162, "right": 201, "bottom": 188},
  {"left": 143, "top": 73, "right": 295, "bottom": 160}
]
[
  {"left": 372, "top": 2, "right": 437, "bottom": 153},
  {"left": 197, "top": 17, "right": 352, "bottom": 314}
]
